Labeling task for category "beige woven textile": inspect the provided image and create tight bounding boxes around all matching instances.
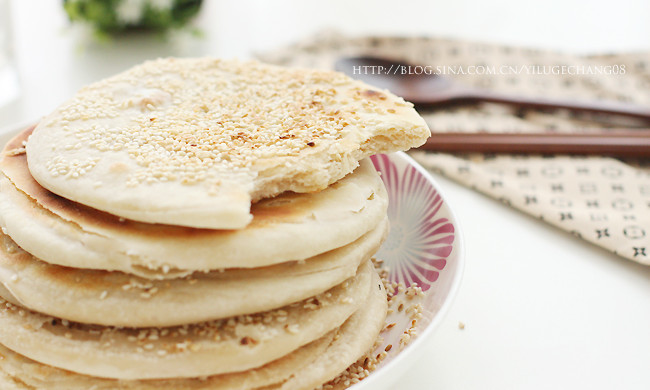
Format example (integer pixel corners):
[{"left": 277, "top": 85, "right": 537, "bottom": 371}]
[{"left": 259, "top": 32, "right": 650, "bottom": 265}]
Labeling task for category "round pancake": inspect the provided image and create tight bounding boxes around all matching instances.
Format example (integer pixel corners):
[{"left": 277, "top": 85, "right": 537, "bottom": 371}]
[
  {"left": 0, "top": 332, "right": 334, "bottom": 390},
  {"left": 0, "top": 260, "right": 373, "bottom": 380},
  {"left": 263, "top": 267, "right": 388, "bottom": 390},
  {"left": 26, "top": 58, "right": 429, "bottom": 229},
  {"left": 1, "top": 128, "right": 388, "bottom": 277},
  {"left": 0, "top": 218, "right": 387, "bottom": 327},
  {"left": 0, "top": 269, "right": 386, "bottom": 389}
]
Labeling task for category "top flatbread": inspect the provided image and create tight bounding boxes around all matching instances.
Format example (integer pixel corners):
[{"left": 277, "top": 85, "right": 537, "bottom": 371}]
[
  {"left": 26, "top": 58, "right": 429, "bottom": 229},
  {"left": 1, "top": 128, "right": 388, "bottom": 276}
]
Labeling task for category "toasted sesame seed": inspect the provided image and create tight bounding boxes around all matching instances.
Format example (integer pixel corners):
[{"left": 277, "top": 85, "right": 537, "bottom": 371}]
[
  {"left": 5, "top": 147, "right": 26, "bottom": 156},
  {"left": 36, "top": 58, "right": 419, "bottom": 206},
  {"left": 284, "top": 324, "right": 300, "bottom": 334}
]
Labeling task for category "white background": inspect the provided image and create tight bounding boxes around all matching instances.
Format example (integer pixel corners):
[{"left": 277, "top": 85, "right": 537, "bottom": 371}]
[{"left": 2, "top": 1, "right": 650, "bottom": 389}]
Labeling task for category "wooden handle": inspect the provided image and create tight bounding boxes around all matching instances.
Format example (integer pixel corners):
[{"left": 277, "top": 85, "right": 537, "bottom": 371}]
[
  {"left": 462, "top": 90, "right": 650, "bottom": 121},
  {"left": 422, "top": 131, "right": 650, "bottom": 157}
]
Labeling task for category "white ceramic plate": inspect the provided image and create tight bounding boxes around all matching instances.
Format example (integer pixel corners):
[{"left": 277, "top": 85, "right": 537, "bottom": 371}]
[{"left": 352, "top": 152, "right": 464, "bottom": 390}]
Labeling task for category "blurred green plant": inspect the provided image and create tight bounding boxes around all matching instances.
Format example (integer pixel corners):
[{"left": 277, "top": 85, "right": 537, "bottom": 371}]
[{"left": 63, "top": 0, "right": 203, "bottom": 38}]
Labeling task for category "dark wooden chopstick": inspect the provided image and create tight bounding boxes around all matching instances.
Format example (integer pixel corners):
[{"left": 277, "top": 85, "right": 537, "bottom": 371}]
[{"left": 421, "top": 131, "right": 650, "bottom": 157}]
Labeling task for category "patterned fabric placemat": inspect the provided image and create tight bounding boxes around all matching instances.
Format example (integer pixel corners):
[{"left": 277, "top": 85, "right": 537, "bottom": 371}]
[{"left": 258, "top": 32, "right": 650, "bottom": 265}]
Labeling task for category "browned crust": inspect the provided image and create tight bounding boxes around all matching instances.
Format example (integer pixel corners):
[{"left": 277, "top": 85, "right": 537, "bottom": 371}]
[
  {"left": 0, "top": 233, "right": 118, "bottom": 292},
  {"left": 2, "top": 127, "right": 329, "bottom": 240}
]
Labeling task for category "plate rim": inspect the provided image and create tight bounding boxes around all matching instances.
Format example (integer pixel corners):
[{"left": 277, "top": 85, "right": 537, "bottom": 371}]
[{"left": 350, "top": 151, "right": 465, "bottom": 389}]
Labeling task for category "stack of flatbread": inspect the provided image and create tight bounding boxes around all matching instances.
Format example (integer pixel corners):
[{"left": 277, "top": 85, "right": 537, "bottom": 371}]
[{"left": 0, "top": 58, "right": 430, "bottom": 389}]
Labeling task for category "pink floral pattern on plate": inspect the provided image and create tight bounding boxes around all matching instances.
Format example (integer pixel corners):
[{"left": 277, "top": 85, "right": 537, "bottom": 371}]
[
  {"left": 350, "top": 152, "right": 462, "bottom": 390},
  {"left": 371, "top": 154, "right": 455, "bottom": 291}
]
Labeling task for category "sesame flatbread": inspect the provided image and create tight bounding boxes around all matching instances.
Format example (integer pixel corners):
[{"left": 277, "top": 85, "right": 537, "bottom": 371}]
[
  {"left": 25, "top": 58, "right": 429, "bottom": 229},
  {"left": 0, "top": 331, "right": 335, "bottom": 390},
  {"left": 1, "top": 128, "right": 388, "bottom": 277},
  {"left": 0, "top": 218, "right": 386, "bottom": 327},
  {"left": 262, "top": 268, "right": 387, "bottom": 390},
  {"left": 0, "top": 268, "right": 386, "bottom": 389},
  {"left": 0, "top": 260, "right": 373, "bottom": 380}
]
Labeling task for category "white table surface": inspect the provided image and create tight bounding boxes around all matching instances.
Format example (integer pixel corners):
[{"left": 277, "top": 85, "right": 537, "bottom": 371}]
[{"left": 2, "top": 1, "right": 649, "bottom": 389}]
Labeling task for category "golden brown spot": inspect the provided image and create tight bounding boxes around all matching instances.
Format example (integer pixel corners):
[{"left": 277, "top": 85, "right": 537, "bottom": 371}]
[
  {"left": 362, "top": 89, "right": 385, "bottom": 99},
  {"left": 109, "top": 162, "right": 130, "bottom": 174},
  {"left": 240, "top": 336, "right": 258, "bottom": 345}
]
